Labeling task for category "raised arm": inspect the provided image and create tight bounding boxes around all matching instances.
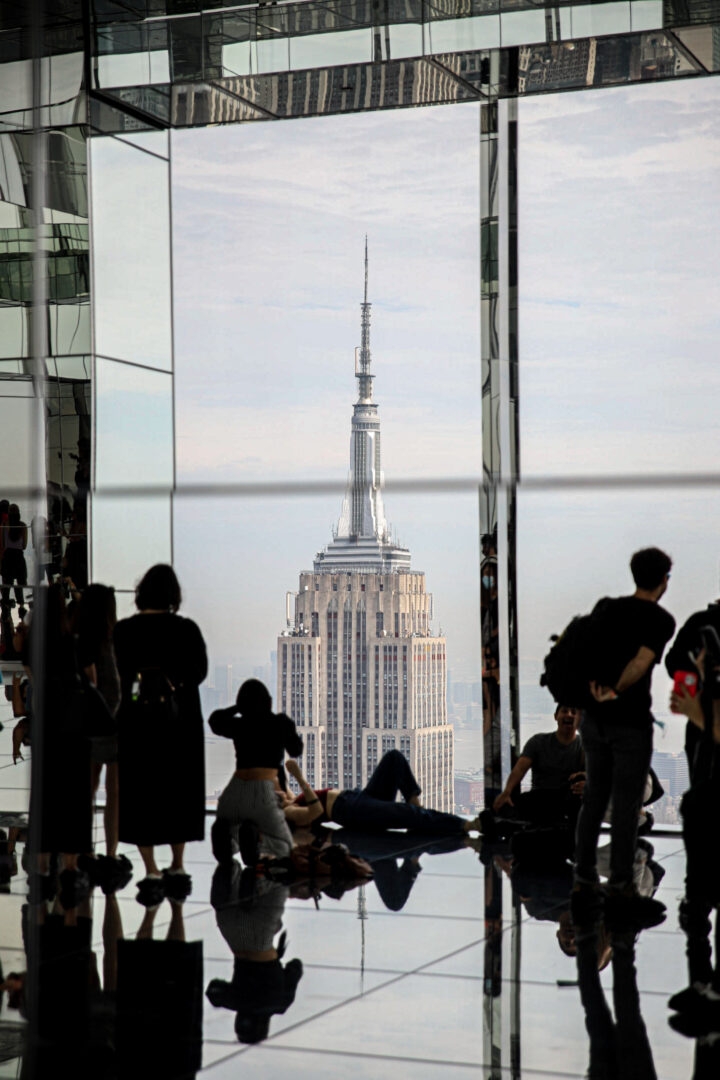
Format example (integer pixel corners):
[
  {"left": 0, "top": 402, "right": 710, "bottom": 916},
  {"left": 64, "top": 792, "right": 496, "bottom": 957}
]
[
  {"left": 281, "top": 713, "right": 304, "bottom": 759},
  {"left": 283, "top": 759, "right": 325, "bottom": 826},
  {"left": 208, "top": 706, "right": 238, "bottom": 738}
]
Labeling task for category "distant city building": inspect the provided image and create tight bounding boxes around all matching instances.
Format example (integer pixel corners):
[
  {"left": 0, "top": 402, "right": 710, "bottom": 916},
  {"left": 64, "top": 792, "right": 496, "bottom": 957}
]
[
  {"left": 454, "top": 772, "right": 484, "bottom": 813},
  {"left": 277, "top": 244, "right": 454, "bottom": 811}
]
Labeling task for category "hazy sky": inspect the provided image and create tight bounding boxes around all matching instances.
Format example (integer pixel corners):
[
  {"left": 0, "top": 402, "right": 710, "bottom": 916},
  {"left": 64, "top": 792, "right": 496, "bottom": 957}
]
[{"left": 171, "top": 77, "right": 720, "bottom": 755}]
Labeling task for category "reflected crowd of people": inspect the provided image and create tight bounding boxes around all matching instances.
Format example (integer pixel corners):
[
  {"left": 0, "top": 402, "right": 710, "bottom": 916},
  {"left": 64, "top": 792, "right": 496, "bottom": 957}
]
[{"left": 0, "top": 545, "right": 719, "bottom": 1075}]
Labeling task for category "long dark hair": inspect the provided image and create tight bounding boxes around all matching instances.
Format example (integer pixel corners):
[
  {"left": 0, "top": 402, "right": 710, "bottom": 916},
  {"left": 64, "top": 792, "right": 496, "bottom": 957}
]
[
  {"left": 236, "top": 679, "right": 272, "bottom": 716},
  {"left": 7, "top": 504, "right": 24, "bottom": 543},
  {"left": 135, "top": 564, "right": 182, "bottom": 613},
  {"left": 76, "top": 584, "right": 116, "bottom": 649}
]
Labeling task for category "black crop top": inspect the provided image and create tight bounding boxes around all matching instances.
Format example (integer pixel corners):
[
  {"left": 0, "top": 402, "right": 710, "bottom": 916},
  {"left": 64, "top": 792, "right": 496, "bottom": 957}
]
[{"left": 208, "top": 706, "right": 303, "bottom": 770}]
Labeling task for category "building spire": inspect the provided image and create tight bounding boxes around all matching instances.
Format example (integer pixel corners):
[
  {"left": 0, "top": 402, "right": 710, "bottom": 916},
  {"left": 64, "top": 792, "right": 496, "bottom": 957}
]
[
  {"left": 357, "top": 234, "right": 373, "bottom": 405},
  {"left": 313, "top": 242, "right": 410, "bottom": 572}
]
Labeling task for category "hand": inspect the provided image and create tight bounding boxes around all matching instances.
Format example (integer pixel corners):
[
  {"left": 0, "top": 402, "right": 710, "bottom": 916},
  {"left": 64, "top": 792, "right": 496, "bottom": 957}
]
[
  {"left": 493, "top": 790, "right": 513, "bottom": 812},
  {"left": 590, "top": 681, "right": 617, "bottom": 703},
  {"left": 286, "top": 759, "right": 303, "bottom": 781},
  {"left": 670, "top": 683, "right": 705, "bottom": 727},
  {"left": 569, "top": 771, "right": 586, "bottom": 796}
]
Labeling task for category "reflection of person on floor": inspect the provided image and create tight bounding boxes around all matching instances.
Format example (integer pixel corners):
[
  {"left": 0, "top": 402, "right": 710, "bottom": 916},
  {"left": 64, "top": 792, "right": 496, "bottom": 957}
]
[
  {"left": 1, "top": 504, "right": 28, "bottom": 613},
  {"left": 668, "top": 646, "right": 720, "bottom": 1046},
  {"left": 116, "top": 899, "right": 203, "bottom": 1080},
  {"left": 76, "top": 584, "right": 122, "bottom": 865},
  {"left": 207, "top": 866, "right": 303, "bottom": 1043},
  {"left": 209, "top": 679, "right": 303, "bottom": 864},
  {"left": 281, "top": 750, "right": 481, "bottom": 836},
  {"left": 576, "top": 921, "right": 655, "bottom": 1080},
  {"left": 492, "top": 705, "right": 585, "bottom": 822},
  {"left": 328, "top": 830, "right": 471, "bottom": 911}
]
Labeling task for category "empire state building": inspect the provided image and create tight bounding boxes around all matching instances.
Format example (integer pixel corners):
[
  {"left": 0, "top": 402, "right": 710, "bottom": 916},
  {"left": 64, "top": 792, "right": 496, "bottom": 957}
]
[{"left": 277, "top": 244, "right": 454, "bottom": 811}]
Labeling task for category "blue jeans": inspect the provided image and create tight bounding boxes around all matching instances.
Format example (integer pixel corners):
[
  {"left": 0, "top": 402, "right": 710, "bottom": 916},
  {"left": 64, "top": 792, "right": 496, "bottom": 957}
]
[
  {"left": 574, "top": 715, "right": 652, "bottom": 890},
  {"left": 332, "top": 750, "right": 466, "bottom": 836}
]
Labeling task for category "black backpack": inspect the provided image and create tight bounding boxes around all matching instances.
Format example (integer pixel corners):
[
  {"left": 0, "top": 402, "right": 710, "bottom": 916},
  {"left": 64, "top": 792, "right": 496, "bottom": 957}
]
[
  {"left": 539, "top": 604, "right": 611, "bottom": 708},
  {"left": 129, "top": 668, "right": 180, "bottom": 723}
]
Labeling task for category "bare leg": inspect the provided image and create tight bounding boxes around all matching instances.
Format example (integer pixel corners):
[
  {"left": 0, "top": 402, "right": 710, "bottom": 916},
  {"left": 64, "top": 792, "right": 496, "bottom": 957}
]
[
  {"left": 167, "top": 900, "right": 186, "bottom": 942},
  {"left": 137, "top": 905, "right": 159, "bottom": 940},
  {"left": 138, "top": 846, "right": 161, "bottom": 877},
  {"left": 105, "top": 763, "right": 119, "bottom": 858},
  {"left": 169, "top": 843, "right": 185, "bottom": 872}
]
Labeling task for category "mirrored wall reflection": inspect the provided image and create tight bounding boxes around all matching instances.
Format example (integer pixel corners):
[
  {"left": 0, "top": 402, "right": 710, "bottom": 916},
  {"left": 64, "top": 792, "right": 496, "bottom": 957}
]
[
  {"left": 95, "top": 358, "right": 173, "bottom": 488},
  {"left": 91, "top": 493, "right": 172, "bottom": 593},
  {"left": 516, "top": 483, "right": 720, "bottom": 827},
  {"left": 90, "top": 132, "right": 172, "bottom": 372}
]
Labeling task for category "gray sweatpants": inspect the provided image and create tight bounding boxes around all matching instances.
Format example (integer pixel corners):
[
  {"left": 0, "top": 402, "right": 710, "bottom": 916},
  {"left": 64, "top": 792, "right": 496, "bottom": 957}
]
[{"left": 216, "top": 777, "right": 293, "bottom": 859}]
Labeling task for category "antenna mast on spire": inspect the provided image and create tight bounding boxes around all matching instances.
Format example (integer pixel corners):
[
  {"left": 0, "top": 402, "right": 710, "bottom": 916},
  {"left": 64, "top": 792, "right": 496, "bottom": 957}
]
[{"left": 357, "top": 236, "right": 373, "bottom": 404}]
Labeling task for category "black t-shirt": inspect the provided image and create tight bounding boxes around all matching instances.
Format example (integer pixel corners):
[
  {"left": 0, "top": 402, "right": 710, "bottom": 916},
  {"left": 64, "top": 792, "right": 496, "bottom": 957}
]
[
  {"left": 208, "top": 706, "right": 303, "bottom": 770},
  {"left": 589, "top": 595, "right": 675, "bottom": 727}
]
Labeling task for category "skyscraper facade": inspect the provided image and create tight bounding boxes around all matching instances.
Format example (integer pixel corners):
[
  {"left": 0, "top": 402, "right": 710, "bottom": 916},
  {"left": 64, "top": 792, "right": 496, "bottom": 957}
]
[{"left": 278, "top": 246, "right": 454, "bottom": 811}]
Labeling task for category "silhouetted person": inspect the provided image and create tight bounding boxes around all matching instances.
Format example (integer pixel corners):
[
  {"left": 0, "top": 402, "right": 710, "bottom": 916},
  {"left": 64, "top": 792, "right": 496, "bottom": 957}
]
[
  {"left": 574, "top": 548, "right": 674, "bottom": 928},
  {"left": 209, "top": 679, "right": 302, "bottom": 865},
  {"left": 1, "top": 504, "right": 28, "bottom": 613},
  {"left": 75, "top": 584, "right": 128, "bottom": 889},
  {"left": 665, "top": 583, "right": 720, "bottom": 783},
  {"left": 114, "top": 565, "right": 207, "bottom": 906},
  {"left": 26, "top": 584, "right": 115, "bottom": 905}
]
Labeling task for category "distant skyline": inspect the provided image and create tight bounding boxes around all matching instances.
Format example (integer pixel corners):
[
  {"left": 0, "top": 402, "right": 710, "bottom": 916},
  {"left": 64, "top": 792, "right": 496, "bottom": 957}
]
[{"left": 172, "top": 78, "right": 720, "bottom": 759}]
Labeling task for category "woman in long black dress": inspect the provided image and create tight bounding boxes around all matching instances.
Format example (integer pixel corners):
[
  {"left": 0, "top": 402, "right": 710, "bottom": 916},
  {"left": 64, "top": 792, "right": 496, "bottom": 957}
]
[{"left": 114, "top": 565, "right": 207, "bottom": 905}]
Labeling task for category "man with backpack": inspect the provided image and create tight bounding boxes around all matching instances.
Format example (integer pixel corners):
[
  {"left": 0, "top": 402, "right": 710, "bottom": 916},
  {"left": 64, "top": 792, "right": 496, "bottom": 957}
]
[{"left": 572, "top": 547, "right": 675, "bottom": 927}]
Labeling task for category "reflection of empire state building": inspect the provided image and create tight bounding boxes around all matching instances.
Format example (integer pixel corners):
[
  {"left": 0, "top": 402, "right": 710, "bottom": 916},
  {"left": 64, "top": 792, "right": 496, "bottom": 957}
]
[{"left": 277, "top": 243, "right": 454, "bottom": 811}]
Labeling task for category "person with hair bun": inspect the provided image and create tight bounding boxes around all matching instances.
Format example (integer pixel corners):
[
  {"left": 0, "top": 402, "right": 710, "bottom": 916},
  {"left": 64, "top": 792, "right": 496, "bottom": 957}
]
[
  {"left": 114, "top": 564, "right": 208, "bottom": 906},
  {"left": 208, "top": 679, "right": 303, "bottom": 866}
]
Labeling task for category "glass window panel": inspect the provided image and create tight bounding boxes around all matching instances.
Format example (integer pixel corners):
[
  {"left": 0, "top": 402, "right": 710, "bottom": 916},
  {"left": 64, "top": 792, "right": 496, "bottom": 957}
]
[
  {"left": 0, "top": 309, "right": 28, "bottom": 360},
  {"left": 95, "top": 357, "right": 173, "bottom": 488},
  {"left": 630, "top": 1, "right": 663, "bottom": 32},
  {"left": 223, "top": 41, "right": 253, "bottom": 77},
  {"left": 97, "top": 51, "right": 170, "bottom": 89},
  {"left": 91, "top": 493, "right": 172, "bottom": 590},
  {"left": 91, "top": 136, "right": 172, "bottom": 371},
  {"left": 50, "top": 356, "right": 92, "bottom": 380},
  {"left": 290, "top": 29, "right": 373, "bottom": 70},
  {"left": 568, "top": 2, "right": 631, "bottom": 39},
  {"left": 0, "top": 398, "right": 34, "bottom": 491},
  {"left": 388, "top": 23, "right": 424, "bottom": 60},
  {"left": 49, "top": 303, "right": 90, "bottom": 357},
  {"left": 500, "top": 9, "right": 549, "bottom": 48},
  {"left": 257, "top": 36, "right": 291, "bottom": 75},
  {"left": 519, "top": 81, "right": 720, "bottom": 479},
  {"left": 428, "top": 16, "right": 500, "bottom": 55}
]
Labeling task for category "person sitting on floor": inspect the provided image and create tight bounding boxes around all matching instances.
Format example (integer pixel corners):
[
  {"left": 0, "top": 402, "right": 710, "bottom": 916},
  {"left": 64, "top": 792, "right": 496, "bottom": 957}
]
[{"left": 490, "top": 704, "right": 586, "bottom": 828}]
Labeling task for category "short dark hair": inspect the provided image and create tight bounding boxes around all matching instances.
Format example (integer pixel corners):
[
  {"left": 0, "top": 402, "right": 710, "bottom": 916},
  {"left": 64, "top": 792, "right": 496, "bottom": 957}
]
[
  {"left": 630, "top": 547, "right": 672, "bottom": 590},
  {"left": 135, "top": 564, "right": 182, "bottom": 612}
]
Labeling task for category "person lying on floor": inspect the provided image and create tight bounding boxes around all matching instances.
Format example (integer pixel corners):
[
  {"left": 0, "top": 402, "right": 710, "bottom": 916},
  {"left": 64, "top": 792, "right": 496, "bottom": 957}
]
[{"left": 279, "top": 750, "right": 481, "bottom": 836}]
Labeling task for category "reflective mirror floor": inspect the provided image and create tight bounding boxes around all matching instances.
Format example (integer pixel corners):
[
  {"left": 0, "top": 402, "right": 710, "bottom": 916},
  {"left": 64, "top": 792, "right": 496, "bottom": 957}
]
[{"left": 0, "top": 807, "right": 708, "bottom": 1079}]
